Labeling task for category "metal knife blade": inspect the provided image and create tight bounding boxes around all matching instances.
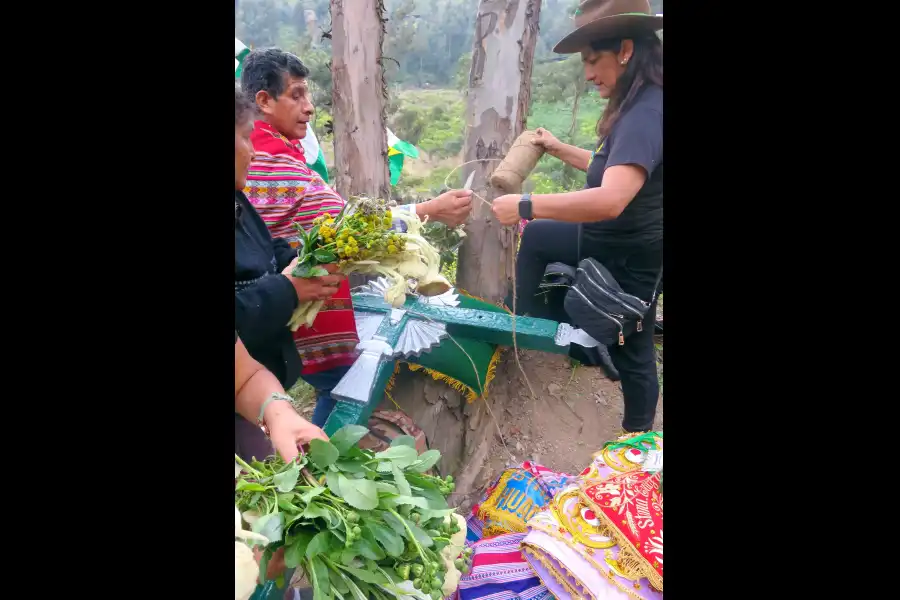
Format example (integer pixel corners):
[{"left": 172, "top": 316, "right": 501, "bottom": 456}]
[{"left": 463, "top": 170, "right": 475, "bottom": 191}]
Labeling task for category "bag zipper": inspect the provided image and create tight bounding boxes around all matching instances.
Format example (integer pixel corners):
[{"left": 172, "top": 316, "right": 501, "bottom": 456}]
[
  {"left": 578, "top": 266, "right": 646, "bottom": 319},
  {"left": 569, "top": 285, "right": 626, "bottom": 345}
]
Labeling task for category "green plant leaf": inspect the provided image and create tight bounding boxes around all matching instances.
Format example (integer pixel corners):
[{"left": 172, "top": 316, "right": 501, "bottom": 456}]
[
  {"left": 306, "top": 530, "right": 336, "bottom": 560},
  {"left": 384, "top": 495, "right": 430, "bottom": 509},
  {"left": 310, "top": 266, "right": 329, "bottom": 276},
  {"left": 335, "top": 460, "right": 369, "bottom": 474},
  {"left": 365, "top": 522, "right": 404, "bottom": 557},
  {"left": 313, "top": 249, "right": 338, "bottom": 263},
  {"left": 283, "top": 531, "right": 314, "bottom": 568},
  {"left": 416, "top": 486, "right": 449, "bottom": 510},
  {"left": 375, "top": 482, "right": 400, "bottom": 495},
  {"left": 309, "top": 439, "right": 340, "bottom": 469},
  {"left": 292, "top": 263, "right": 315, "bottom": 278},
  {"left": 390, "top": 435, "right": 417, "bottom": 448},
  {"left": 407, "top": 449, "right": 441, "bottom": 472},
  {"left": 351, "top": 536, "right": 385, "bottom": 560},
  {"left": 309, "top": 556, "right": 331, "bottom": 600},
  {"left": 252, "top": 512, "right": 284, "bottom": 544},
  {"left": 379, "top": 510, "right": 407, "bottom": 538},
  {"left": 325, "top": 470, "right": 343, "bottom": 497},
  {"left": 400, "top": 515, "right": 434, "bottom": 548},
  {"left": 235, "top": 480, "right": 267, "bottom": 492},
  {"left": 338, "top": 474, "right": 379, "bottom": 510},
  {"left": 277, "top": 493, "right": 301, "bottom": 512},
  {"left": 302, "top": 502, "right": 329, "bottom": 521},
  {"left": 299, "top": 487, "right": 327, "bottom": 504},
  {"left": 374, "top": 446, "right": 419, "bottom": 468},
  {"left": 274, "top": 463, "right": 301, "bottom": 492},
  {"left": 337, "top": 564, "right": 389, "bottom": 584},
  {"left": 330, "top": 425, "right": 371, "bottom": 454},
  {"left": 391, "top": 463, "right": 412, "bottom": 497}
]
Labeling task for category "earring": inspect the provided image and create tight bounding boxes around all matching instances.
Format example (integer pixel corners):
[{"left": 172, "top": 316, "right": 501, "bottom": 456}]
[{"left": 621, "top": 59, "right": 628, "bottom": 65}]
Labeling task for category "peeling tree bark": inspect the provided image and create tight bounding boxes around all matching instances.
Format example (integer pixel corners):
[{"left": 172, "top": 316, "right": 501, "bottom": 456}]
[
  {"left": 457, "top": 0, "right": 542, "bottom": 303},
  {"left": 330, "top": 0, "right": 391, "bottom": 200}
]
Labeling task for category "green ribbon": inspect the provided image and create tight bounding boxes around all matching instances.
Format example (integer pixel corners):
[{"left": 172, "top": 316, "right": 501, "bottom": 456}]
[{"left": 602, "top": 431, "right": 662, "bottom": 453}]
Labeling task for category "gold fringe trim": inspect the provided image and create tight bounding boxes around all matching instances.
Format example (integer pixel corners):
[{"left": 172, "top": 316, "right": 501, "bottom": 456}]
[
  {"left": 522, "top": 545, "right": 590, "bottom": 600},
  {"left": 481, "top": 345, "right": 504, "bottom": 402},
  {"left": 577, "top": 485, "right": 664, "bottom": 592},
  {"left": 528, "top": 522, "right": 653, "bottom": 600},
  {"left": 405, "top": 362, "right": 478, "bottom": 401}
]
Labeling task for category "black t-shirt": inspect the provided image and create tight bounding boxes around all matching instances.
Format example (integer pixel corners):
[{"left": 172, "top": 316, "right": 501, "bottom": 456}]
[{"left": 582, "top": 84, "right": 663, "bottom": 250}]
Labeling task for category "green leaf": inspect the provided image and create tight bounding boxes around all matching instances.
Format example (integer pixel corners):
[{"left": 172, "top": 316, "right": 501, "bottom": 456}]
[
  {"left": 283, "top": 531, "right": 314, "bottom": 568},
  {"left": 337, "top": 474, "right": 379, "bottom": 510},
  {"left": 375, "top": 482, "right": 400, "bottom": 495},
  {"left": 309, "top": 439, "right": 340, "bottom": 469},
  {"left": 329, "top": 567, "right": 351, "bottom": 594},
  {"left": 309, "top": 556, "right": 331, "bottom": 600},
  {"left": 325, "top": 470, "right": 343, "bottom": 497},
  {"left": 340, "top": 548, "right": 357, "bottom": 565},
  {"left": 306, "top": 530, "right": 336, "bottom": 560},
  {"left": 277, "top": 493, "right": 301, "bottom": 512},
  {"left": 365, "top": 522, "right": 404, "bottom": 557},
  {"left": 292, "top": 263, "right": 315, "bottom": 278},
  {"left": 384, "top": 495, "right": 430, "bottom": 509},
  {"left": 418, "top": 508, "right": 455, "bottom": 522},
  {"left": 310, "top": 266, "right": 329, "bottom": 277},
  {"left": 351, "top": 536, "right": 385, "bottom": 560},
  {"left": 392, "top": 463, "right": 412, "bottom": 497},
  {"left": 336, "top": 564, "right": 389, "bottom": 585},
  {"left": 400, "top": 516, "right": 434, "bottom": 548},
  {"left": 235, "top": 480, "right": 267, "bottom": 492},
  {"left": 335, "top": 460, "right": 369, "bottom": 474},
  {"left": 274, "top": 463, "right": 301, "bottom": 493},
  {"left": 302, "top": 502, "right": 329, "bottom": 521},
  {"left": 407, "top": 449, "right": 441, "bottom": 473},
  {"left": 390, "top": 435, "right": 417, "bottom": 449},
  {"left": 379, "top": 510, "right": 407, "bottom": 538},
  {"left": 313, "top": 249, "right": 338, "bottom": 263},
  {"left": 374, "top": 445, "right": 419, "bottom": 468},
  {"left": 416, "top": 486, "right": 449, "bottom": 510},
  {"left": 299, "top": 487, "right": 327, "bottom": 504},
  {"left": 252, "top": 512, "right": 284, "bottom": 544},
  {"left": 330, "top": 425, "right": 370, "bottom": 454}
]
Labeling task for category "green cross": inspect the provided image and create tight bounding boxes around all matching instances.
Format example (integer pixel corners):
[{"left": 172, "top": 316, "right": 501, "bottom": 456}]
[{"left": 322, "top": 282, "right": 600, "bottom": 435}]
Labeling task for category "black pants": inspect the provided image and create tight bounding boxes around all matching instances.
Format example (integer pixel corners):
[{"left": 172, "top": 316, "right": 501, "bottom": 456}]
[{"left": 514, "top": 220, "right": 660, "bottom": 432}]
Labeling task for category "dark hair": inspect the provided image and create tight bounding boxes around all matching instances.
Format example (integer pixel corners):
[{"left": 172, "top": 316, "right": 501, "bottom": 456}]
[
  {"left": 592, "top": 32, "right": 663, "bottom": 139},
  {"left": 240, "top": 48, "right": 310, "bottom": 101},
  {"left": 235, "top": 84, "right": 255, "bottom": 126}
]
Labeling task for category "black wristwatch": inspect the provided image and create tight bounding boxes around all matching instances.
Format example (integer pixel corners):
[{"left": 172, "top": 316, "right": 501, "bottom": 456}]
[{"left": 519, "top": 193, "right": 534, "bottom": 221}]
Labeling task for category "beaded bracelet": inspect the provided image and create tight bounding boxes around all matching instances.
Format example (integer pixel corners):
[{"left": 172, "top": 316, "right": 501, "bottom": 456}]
[{"left": 257, "top": 392, "right": 293, "bottom": 436}]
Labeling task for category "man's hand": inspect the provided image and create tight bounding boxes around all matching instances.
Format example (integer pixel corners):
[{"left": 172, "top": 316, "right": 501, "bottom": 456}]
[
  {"left": 416, "top": 189, "right": 473, "bottom": 227},
  {"left": 491, "top": 194, "right": 522, "bottom": 226},
  {"left": 282, "top": 258, "right": 345, "bottom": 302}
]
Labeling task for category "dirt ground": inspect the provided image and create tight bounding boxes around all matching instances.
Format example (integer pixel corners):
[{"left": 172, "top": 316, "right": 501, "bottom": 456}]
[
  {"left": 480, "top": 346, "right": 663, "bottom": 484},
  {"left": 290, "top": 340, "right": 663, "bottom": 501}
]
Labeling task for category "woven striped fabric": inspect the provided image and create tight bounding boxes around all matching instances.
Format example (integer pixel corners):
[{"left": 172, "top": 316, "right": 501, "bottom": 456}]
[
  {"left": 244, "top": 120, "right": 359, "bottom": 375},
  {"left": 455, "top": 533, "right": 551, "bottom": 600}
]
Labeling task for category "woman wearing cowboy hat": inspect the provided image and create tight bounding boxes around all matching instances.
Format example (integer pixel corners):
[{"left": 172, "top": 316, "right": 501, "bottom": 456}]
[{"left": 493, "top": 0, "right": 663, "bottom": 433}]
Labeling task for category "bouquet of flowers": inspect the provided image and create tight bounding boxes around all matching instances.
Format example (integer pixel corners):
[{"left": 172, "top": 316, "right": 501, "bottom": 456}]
[{"left": 288, "top": 197, "right": 452, "bottom": 330}]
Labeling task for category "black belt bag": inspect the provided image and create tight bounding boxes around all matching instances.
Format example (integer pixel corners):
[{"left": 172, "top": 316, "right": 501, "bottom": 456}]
[{"left": 564, "top": 257, "right": 661, "bottom": 346}]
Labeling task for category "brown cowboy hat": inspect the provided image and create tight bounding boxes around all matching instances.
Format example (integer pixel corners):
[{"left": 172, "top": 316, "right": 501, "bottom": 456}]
[{"left": 553, "top": 0, "right": 663, "bottom": 54}]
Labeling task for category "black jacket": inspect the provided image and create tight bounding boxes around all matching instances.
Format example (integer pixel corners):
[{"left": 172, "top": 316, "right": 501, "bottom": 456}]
[{"left": 234, "top": 190, "right": 301, "bottom": 388}]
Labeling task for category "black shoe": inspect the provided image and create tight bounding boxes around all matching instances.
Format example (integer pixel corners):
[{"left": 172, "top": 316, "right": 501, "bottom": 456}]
[{"left": 568, "top": 344, "right": 621, "bottom": 381}]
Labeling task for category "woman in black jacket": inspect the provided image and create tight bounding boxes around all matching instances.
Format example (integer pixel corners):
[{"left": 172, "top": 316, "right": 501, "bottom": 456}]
[
  {"left": 234, "top": 85, "right": 342, "bottom": 461},
  {"left": 492, "top": 0, "right": 663, "bottom": 433},
  {"left": 234, "top": 85, "right": 343, "bottom": 390}
]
